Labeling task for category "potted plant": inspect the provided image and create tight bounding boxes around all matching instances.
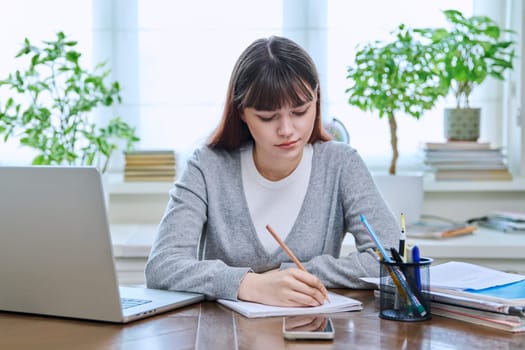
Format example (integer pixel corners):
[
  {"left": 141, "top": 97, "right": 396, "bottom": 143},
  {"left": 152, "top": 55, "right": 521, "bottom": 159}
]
[
  {"left": 420, "top": 9, "right": 516, "bottom": 141},
  {"left": 346, "top": 24, "right": 445, "bottom": 175},
  {"left": 0, "top": 31, "right": 139, "bottom": 173}
]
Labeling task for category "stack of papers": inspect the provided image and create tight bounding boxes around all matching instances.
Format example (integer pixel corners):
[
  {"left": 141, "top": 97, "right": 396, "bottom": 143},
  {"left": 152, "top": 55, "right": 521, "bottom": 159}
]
[
  {"left": 217, "top": 292, "right": 362, "bottom": 318},
  {"left": 428, "top": 262, "right": 525, "bottom": 332},
  {"left": 431, "top": 303, "right": 525, "bottom": 332},
  {"left": 430, "top": 261, "right": 524, "bottom": 290}
]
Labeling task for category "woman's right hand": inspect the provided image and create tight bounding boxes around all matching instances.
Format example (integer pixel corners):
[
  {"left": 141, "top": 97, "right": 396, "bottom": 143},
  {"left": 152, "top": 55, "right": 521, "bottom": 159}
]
[{"left": 237, "top": 268, "right": 328, "bottom": 307}]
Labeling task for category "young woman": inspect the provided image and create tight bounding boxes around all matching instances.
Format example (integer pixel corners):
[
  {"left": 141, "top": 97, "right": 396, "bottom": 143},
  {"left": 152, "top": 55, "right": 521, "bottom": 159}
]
[{"left": 145, "top": 36, "right": 399, "bottom": 307}]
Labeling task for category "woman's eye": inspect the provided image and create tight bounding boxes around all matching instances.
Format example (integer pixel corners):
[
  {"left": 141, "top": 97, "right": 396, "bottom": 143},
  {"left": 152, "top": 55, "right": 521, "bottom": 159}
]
[
  {"left": 293, "top": 109, "right": 307, "bottom": 116},
  {"left": 257, "top": 115, "right": 275, "bottom": 122}
]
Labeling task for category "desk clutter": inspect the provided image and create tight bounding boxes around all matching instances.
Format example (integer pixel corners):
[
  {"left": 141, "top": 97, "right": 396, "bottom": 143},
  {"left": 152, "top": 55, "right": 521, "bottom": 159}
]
[
  {"left": 467, "top": 211, "right": 525, "bottom": 233},
  {"left": 368, "top": 261, "right": 525, "bottom": 332},
  {"left": 406, "top": 215, "right": 477, "bottom": 239},
  {"left": 360, "top": 214, "right": 432, "bottom": 321},
  {"left": 124, "top": 150, "right": 176, "bottom": 182},
  {"left": 428, "top": 261, "right": 525, "bottom": 332},
  {"left": 421, "top": 141, "right": 512, "bottom": 181}
]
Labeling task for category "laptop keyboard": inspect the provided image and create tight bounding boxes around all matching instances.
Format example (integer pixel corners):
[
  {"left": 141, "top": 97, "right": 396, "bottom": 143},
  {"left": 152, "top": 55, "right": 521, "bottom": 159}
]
[{"left": 121, "top": 297, "right": 152, "bottom": 309}]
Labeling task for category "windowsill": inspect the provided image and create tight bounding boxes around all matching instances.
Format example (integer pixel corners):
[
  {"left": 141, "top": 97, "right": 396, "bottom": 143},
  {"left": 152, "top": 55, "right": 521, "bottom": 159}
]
[
  {"left": 104, "top": 172, "right": 525, "bottom": 195},
  {"left": 106, "top": 177, "right": 173, "bottom": 195}
]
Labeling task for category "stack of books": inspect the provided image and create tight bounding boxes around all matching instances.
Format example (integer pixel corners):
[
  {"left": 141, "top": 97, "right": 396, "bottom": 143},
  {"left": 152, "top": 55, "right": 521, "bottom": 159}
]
[
  {"left": 124, "top": 150, "right": 176, "bottom": 182},
  {"left": 421, "top": 141, "right": 512, "bottom": 181},
  {"left": 429, "top": 262, "right": 525, "bottom": 332}
]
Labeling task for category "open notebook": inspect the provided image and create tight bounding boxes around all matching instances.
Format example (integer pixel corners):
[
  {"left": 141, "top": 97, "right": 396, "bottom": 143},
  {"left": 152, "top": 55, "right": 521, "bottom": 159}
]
[{"left": 217, "top": 292, "right": 362, "bottom": 318}]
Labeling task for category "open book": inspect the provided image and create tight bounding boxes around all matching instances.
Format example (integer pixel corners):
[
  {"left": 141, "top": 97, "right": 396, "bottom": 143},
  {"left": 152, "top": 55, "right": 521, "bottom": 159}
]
[{"left": 217, "top": 292, "right": 362, "bottom": 318}]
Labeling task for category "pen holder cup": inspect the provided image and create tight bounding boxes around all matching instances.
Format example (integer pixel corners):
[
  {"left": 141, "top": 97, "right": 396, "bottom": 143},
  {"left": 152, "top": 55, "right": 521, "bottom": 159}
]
[{"left": 379, "top": 257, "right": 432, "bottom": 322}]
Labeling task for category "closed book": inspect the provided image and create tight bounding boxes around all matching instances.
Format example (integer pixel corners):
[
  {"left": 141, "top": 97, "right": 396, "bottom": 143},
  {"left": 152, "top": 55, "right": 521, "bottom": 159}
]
[
  {"left": 124, "top": 175, "right": 175, "bottom": 182},
  {"left": 124, "top": 150, "right": 176, "bottom": 166},
  {"left": 431, "top": 302, "right": 525, "bottom": 332},
  {"left": 125, "top": 159, "right": 176, "bottom": 166},
  {"left": 124, "top": 170, "right": 175, "bottom": 177},
  {"left": 428, "top": 288, "right": 525, "bottom": 316},
  {"left": 428, "top": 163, "right": 508, "bottom": 170},
  {"left": 435, "top": 169, "right": 513, "bottom": 181},
  {"left": 424, "top": 149, "right": 504, "bottom": 158},
  {"left": 125, "top": 166, "right": 175, "bottom": 172},
  {"left": 125, "top": 150, "right": 175, "bottom": 156},
  {"left": 423, "top": 141, "right": 492, "bottom": 150}
]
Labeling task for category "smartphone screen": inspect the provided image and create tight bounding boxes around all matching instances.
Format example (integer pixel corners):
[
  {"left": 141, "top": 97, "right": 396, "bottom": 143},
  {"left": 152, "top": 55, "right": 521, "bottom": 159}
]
[{"left": 282, "top": 316, "right": 335, "bottom": 340}]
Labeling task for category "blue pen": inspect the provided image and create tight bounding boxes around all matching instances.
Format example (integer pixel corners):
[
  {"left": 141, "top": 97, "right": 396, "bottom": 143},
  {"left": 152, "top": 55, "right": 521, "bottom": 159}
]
[
  {"left": 360, "top": 214, "right": 392, "bottom": 263},
  {"left": 360, "top": 214, "right": 427, "bottom": 317},
  {"left": 412, "top": 245, "right": 422, "bottom": 291}
]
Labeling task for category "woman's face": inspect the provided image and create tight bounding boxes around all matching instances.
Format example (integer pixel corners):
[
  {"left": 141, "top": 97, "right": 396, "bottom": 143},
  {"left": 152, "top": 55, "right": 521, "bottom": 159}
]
[{"left": 241, "top": 94, "right": 317, "bottom": 176}]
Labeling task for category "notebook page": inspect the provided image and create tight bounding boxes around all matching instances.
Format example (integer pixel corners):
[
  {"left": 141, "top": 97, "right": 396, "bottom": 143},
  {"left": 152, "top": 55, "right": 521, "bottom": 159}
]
[{"left": 217, "top": 292, "right": 362, "bottom": 318}]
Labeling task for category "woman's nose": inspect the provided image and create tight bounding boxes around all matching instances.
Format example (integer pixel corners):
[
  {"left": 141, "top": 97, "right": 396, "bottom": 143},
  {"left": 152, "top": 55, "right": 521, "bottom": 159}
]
[{"left": 277, "top": 115, "right": 294, "bottom": 137}]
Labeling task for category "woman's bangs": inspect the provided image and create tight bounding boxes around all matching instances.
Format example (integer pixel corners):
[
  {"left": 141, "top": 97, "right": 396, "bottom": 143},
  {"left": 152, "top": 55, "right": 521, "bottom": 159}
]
[{"left": 243, "top": 71, "right": 315, "bottom": 111}]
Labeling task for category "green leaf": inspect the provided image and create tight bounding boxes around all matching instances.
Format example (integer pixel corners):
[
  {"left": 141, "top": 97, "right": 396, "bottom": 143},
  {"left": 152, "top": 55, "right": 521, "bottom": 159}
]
[
  {"left": 0, "top": 31, "right": 140, "bottom": 170},
  {"left": 32, "top": 155, "right": 45, "bottom": 165},
  {"left": 65, "top": 50, "right": 81, "bottom": 63}
]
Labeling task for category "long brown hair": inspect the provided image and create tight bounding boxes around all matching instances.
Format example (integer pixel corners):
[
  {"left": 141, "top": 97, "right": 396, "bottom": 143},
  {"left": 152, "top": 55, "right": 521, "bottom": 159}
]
[{"left": 208, "top": 36, "right": 331, "bottom": 149}]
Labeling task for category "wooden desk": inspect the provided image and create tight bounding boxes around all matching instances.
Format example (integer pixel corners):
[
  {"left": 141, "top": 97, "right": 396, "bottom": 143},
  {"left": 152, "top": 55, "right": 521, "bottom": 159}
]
[{"left": 1, "top": 290, "right": 523, "bottom": 349}]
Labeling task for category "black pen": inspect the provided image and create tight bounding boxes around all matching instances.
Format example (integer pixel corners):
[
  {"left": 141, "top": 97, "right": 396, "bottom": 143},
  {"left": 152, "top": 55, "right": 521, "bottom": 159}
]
[
  {"left": 399, "top": 213, "right": 406, "bottom": 261},
  {"left": 390, "top": 247, "right": 425, "bottom": 301},
  {"left": 509, "top": 306, "right": 525, "bottom": 317},
  {"left": 390, "top": 247, "right": 405, "bottom": 265}
]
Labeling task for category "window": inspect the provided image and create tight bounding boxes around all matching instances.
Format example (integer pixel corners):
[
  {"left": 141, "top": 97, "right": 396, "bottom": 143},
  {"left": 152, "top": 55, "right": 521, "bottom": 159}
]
[
  {"left": 114, "top": 0, "right": 492, "bottom": 174},
  {"left": 0, "top": 0, "right": 92, "bottom": 165},
  {"left": 326, "top": 0, "right": 473, "bottom": 171},
  {"left": 136, "top": 0, "right": 283, "bottom": 159},
  {"left": 2, "top": 0, "right": 522, "bottom": 177}
]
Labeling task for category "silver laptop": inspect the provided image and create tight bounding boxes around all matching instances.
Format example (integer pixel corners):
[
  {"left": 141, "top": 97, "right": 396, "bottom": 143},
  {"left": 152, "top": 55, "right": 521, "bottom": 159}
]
[{"left": 0, "top": 166, "right": 203, "bottom": 323}]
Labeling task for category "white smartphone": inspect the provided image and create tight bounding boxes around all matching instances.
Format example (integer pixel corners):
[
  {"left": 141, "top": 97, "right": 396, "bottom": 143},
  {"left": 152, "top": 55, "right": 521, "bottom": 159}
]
[{"left": 282, "top": 316, "right": 335, "bottom": 340}]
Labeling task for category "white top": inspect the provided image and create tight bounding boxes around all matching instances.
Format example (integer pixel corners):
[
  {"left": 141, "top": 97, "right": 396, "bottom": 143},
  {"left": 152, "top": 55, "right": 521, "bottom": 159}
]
[{"left": 240, "top": 143, "right": 313, "bottom": 253}]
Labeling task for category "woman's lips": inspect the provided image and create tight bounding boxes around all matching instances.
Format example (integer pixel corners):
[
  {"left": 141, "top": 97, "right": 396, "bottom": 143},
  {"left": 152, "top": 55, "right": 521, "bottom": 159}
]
[{"left": 276, "top": 140, "right": 299, "bottom": 148}]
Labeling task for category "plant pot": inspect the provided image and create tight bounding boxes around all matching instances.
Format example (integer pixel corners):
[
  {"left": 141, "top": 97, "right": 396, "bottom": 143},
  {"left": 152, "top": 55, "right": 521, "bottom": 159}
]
[
  {"left": 443, "top": 108, "right": 480, "bottom": 141},
  {"left": 372, "top": 173, "right": 424, "bottom": 225}
]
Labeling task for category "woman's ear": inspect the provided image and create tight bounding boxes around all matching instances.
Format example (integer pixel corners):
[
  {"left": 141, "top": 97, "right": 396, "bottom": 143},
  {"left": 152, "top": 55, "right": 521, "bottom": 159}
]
[{"left": 240, "top": 112, "right": 246, "bottom": 123}]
